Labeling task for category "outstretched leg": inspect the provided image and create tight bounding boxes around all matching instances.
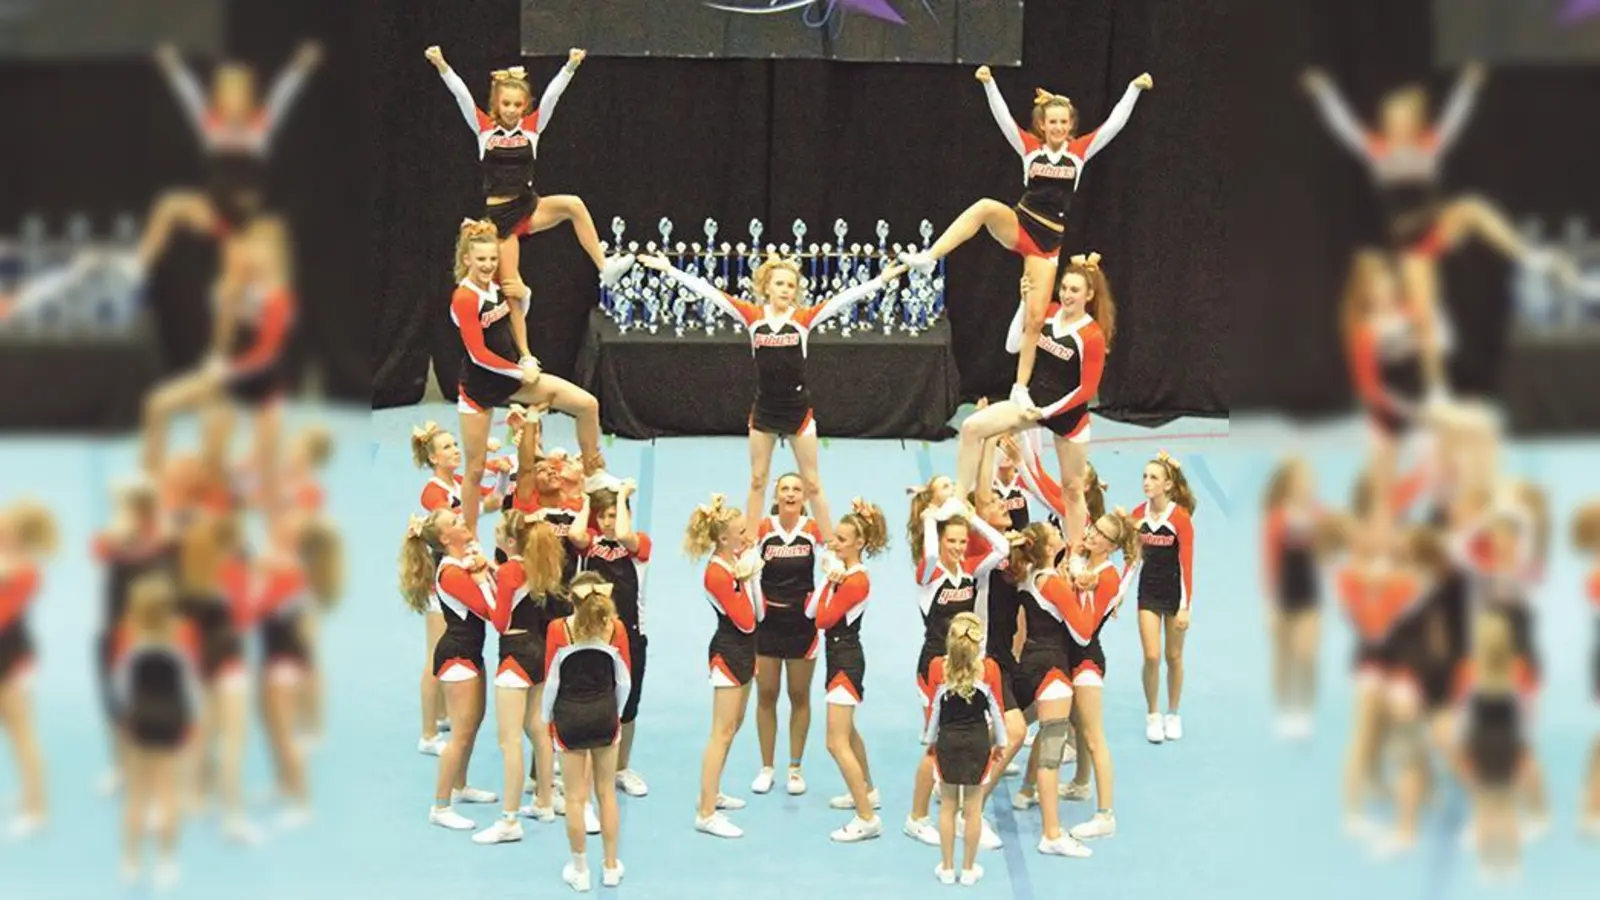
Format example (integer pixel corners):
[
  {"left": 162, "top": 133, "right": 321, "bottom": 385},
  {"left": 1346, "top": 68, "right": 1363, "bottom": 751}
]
[
  {"left": 919, "top": 199, "right": 1021, "bottom": 263},
  {"left": 137, "top": 190, "right": 217, "bottom": 272},
  {"left": 954, "top": 401, "right": 1037, "bottom": 501},
  {"left": 517, "top": 374, "right": 606, "bottom": 486},
  {"left": 530, "top": 195, "right": 607, "bottom": 272}
]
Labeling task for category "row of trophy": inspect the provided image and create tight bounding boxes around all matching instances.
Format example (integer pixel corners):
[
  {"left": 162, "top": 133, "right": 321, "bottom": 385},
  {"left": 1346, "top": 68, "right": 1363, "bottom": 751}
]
[
  {"left": 598, "top": 217, "right": 948, "bottom": 337},
  {"left": 1514, "top": 216, "right": 1600, "bottom": 330},
  {"left": 0, "top": 213, "right": 144, "bottom": 334}
]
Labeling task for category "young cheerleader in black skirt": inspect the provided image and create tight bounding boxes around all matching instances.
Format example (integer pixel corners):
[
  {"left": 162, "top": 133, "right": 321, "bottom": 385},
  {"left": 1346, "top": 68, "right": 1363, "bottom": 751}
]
[
  {"left": 542, "top": 571, "right": 632, "bottom": 891},
  {"left": 1452, "top": 611, "right": 1536, "bottom": 881},
  {"left": 1261, "top": 457, "right": 1330, "bottom": 738},
  {"left": 0, "top": 501, "right": 56, "bottom": 841},
  {"left": 1134, "top": 451, "right": 1199, "bottom": 744},
  {"left": 922, "top": 612, "right": 1009, "bottom": 886}
]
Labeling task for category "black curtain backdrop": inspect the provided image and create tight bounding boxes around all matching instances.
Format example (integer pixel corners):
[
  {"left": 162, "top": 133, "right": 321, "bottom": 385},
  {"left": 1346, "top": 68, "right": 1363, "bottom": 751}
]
[
  {"left": 1233, "top": 0, "right": 1600, "bottom": 417},
  {"left": 370, "top": 0, "right": 1231, "bottom": 424},
  {"left": 0, "top": 0, "right": 365, "bottom": 404}
]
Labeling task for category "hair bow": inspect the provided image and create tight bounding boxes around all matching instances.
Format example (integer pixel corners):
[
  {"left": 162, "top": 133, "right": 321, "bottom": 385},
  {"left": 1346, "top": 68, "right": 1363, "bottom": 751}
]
[
  {"left": 1068, "top": 252, "right": 1102, "bottom": 270},
  {"left": 491, "top": 66, "right": 526, "bottom": 83},
  {"left": 412, "top": 421, "right": 439, "bottom": 441},
  {"left": 1034, "top": 87, "right": 1061, "bottom": 107},
  {"left": 406, "top": 515, "right": 426, "bottom": 538},
  {"left": 1156, "top": 450, "right": 1182, "bottom": 468},
  {"left": 905, "top": 484, "right": 926, "bottom": 498},
  {"left": 851, "top": 497, "right": 871, "bottom": 517}
]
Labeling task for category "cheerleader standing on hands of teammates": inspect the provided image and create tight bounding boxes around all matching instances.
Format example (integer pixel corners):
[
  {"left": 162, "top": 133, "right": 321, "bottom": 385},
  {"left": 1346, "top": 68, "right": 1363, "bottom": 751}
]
[
  {"left": 0, "top": 502, "right": 57, "bottom": 840},
  {"left": 922, "top": 612, "right": 1009, "bottom": 886},
  {"left": 425, "top": 45, "right": 633, "bottom": 296},
  {"left": 400, "top": 509, "right": 501, "bottom": 832},
  {"left": 544, "top": 572, "right": 631, "bottom": 891},
  {"left": 1134, "top": 452, "right": 1199, "bottom": 744},
  {"left": 637, "top": 253, "right": 906, "bottom": 542},
  {"left": 685, "top": 496, "right": 763, "bottom": 839},
  {"left": 903, "top": 69, "right": 1148, "bottom": 416},
  {"left": 813, "top": 498, "right": 889, "bottom": 842}
]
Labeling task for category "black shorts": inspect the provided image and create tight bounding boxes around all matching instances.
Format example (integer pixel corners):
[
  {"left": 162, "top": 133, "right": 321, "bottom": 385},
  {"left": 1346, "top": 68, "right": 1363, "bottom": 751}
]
[
  {"left": 486, "top": 193, "right": 538, "bottom": 241},
  {"left": 1388, "top": 205, "right": 1445, "bottom": 255},
  {"left": 225, "top": 363, "right": 286, "bottom": 409},
  {"left": 96, "top": 630, "right": 116, "bottom": 718},
  {"left": 1137, "top": 593, "right": 1181, "bottom": 617},
  {"left": 495, "top": 630, "right": 546, "bottom": 688},
  {"left": 1067, "top": 640, "right": 1106, "bottom": 685},
  {"left": 824, "top": 633, "right": 866, "bottom": 705},
  {"left": 988, "top": 652, "right": 1018, "bottom": 711},
  {"left": 916, "top": 643, "right": 942, "bottom": 705},
  {"left": 179, "top": 597, "right": 243, "bottom": 683},
  {"left": 262, "top": 614, "right": 309, "bottom": 671},
  {"left": 756, "top": 602, "right": 819, "bottom": 660},
  {"left": 550, "top": 691, "right": 619, "bottom": 751},
  {"left": 709, "top": 627, "right": 757, "bottom": 688},
  {"left": 1040, "top": 404, "right": 1090, "bottom": 441},
  {"left": 457, "top": 367, "right": 523, "bottom": 415},
  {"left": 208, "top": 185, "right": 263, "bottom": 236},
  {"left": 0, "top": 623, "right": 33, "bottom": 683},
  {"left": 621, "top": 631, "right": 646, "bottom": 724},
  {"left": 123, "top": 696, "right": 193, "bottom": 751},
  {"left": 1466, "top": 728, "right": 1523, "bottom": 787},
  {"left": 933, "top": 722, "right": 997, "bottom": 787},
  {"left": 1012, "top": 205, "right": 1066, "bottom": 258},
  {"left": 1016, "top": 644, "right": 1074, "bottom": 706},
  {"left": 749, "top": 401, "right": 816, "bottom": 438},
  {"left": 434, "top": 633, "right": 487, "bottom": 682}
]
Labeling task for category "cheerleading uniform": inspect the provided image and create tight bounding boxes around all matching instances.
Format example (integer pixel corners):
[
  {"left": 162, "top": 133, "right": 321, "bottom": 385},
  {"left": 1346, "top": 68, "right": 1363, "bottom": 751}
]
[
  {"left": 1305, "top": 74, "right": 1480, "bottom": 255},
  {"left": 962, "top": 526, "right": 1022, "bottom": 709},
  {"left": 542, "top": 617, "right": 631, "bottom": 751},
  {"left": 0, "top": 564, "right": 41, "bottom": 685},
  {"left": 914, "top": 513, "right": 1008, "bottom": 704},
  {"left": 223, "top": 554, "right": 312, "bottom": 681},
  {"left": 1347, "top": 309, "right": 1428, "bottom": 439},
  {"left": 651, "top": 263, "right": 896, "bottom": 435},
  {"left": 111, "top": 623, "right": 204, "bottom": 750},
  {"left": 993, "top": 469, "right": 1032, "bottom": 532},
  {"left": 452, "top": 278, "right": 526, "bottom": 414},
  {"left": 812, "top": 566, "right": 871, "bottom": 706},
  {"left": 982, "top": 78, "right": 1143, "bottom": 258},
  {"left": 1337, "top": 565, "right": 1425, "bottom": 694},
  {"left": 161, "top": 57, "right": 310, "bottom": 233},
  {"left": 1453, "top": 658, "right": 1535, "bottom": 787},
  {"left": 489, "top": 555, "right": 566, "bottom": 689},
  {"left": 921, "top": 655, "right": 1008, "bottom": 786},
  {"left": 176, "top": 584, "right": 243, "bottom": 687},
  {"left": 437, "top": 64, "right": 574, "bottom": 238},
  {"left": 705, "top": 556, "right": 761, "bottom": 688},
  {"left": 1062, "top": 560, "right": 1126, "bottom": 687},
  {"left": 92, "top": 533, "right": 176, "bottom": 715},
  {"left": 1262, "top": 504, "right": 1321, "bottom": 613},
  {"left": 1133, "top": 501, "right": 1196, "bottom": 616},
  {"left": 430, "top": 555, "right": 498, "bottom": 682},
  {"left": 421, "top": 475, "right": 465, "bottom": 513},
  {"left": 581, "top": 533, "right": 652, "bottom": 722},
  {"left": 1005, "top": 307, "right": 1106, "bottom": 441},
  {"left": 220, "top": 284, "right": 295, "bottom": 407},
  {"left": 509, "top": 496, "right": 585, "bottom": 580},
  {"left": 754, "top": 516, "right": 823, "bottom": 660}
]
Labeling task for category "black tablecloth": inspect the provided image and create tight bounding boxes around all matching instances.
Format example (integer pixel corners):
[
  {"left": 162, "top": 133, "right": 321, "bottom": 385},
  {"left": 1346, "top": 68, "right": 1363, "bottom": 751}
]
[
  {"left": 0, "top": 315, "right": 163, "bottom": 432},
  {"left": 1501, "top": 325, "right": 1600, "bottom": 435},
  {"left": 576, "top": 310, "right": 961, "bottom": 440}
]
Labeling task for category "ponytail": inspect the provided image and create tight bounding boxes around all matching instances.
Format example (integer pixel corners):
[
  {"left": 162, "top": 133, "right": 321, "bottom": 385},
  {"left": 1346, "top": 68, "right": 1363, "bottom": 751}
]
[
  {"left": 568, "top": 571, "right": 616, "bottom": 644},
  {"left": 944, "top": 612, "right": 985, "bottom": 700},
  {"left": 1008, "top": 522, "right": 1056, "bottom": 581},
  {"left": 684, "top": 494, "right": 741, "bottom": 560},
  {"left": 453, "top": 218, "right": 500, "bottom": 281},
  {"left": 398, "top": 512, "right": 446, "bottom": 614},
  {"left": 521, "top": 518, "right": 565, "bottom": 600},
  {"left": 300, "top": 519, "right": 345, "bottom": 611},
  {"left": 410, "top": 421, "right": 446, "bottom": 469},
  {"left": 1152, "top": 452, "right": 1197, "bottom": 514},
  {"left": 841, "top": 500, "right": 889, "bottom": 558}
]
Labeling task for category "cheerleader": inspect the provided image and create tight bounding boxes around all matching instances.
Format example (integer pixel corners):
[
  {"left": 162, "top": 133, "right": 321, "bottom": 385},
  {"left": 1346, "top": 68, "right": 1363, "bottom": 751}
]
[
  {"left": 922, "top": 613, "right": 1008, "bottom": 885},
  {"left": 967, "top": 441, "right": 1030, "bottom": 796},
  {"left": 1451, "top": 611, "right": 1536, "bottom": 880},
  {"left": 0, "top": 501, "right": 56, "bottom": 839},
  {"left": 1574, "top": 501, "right": 1600, "bottom": 837},
  {"left": 112, "top": 573, "right": 202, "bottom": 889},
  {"left": 638, "top": 254, "right": 906, "bottom": 543},
  {"left": 399, "top": 509, "right": 500, "bottom": 831},
  {"left": 543, "top": 572, "right": 632, "bottom": 891},
  {"left": 474, "top": 511, "right": 566, "bottom": 843},
  {"left": 573, "top": 483, "right": 653, "bottom": 797},
  {"left": 685, "top": 496, "right": 761, "bottom": 839},
  {"left": 1261, "top": 457, "right": 1328, "bottom": 738},
  {"left": 135, "top": 41, "right": 319, "bottom": 272},
  {"left": 1134, "top": 452, "right": 1198, "bottom": 744},
  {"left": 424, "top": 46, "right": 633, "bottom": 297},
  {"left": 903, "top": 493, "right": 1008, "bottom": 848},
  {"left": 814, "top": 499, "right": 889, "bottom": 842},
  {"left": 1302, "top": 65, "right": 1580, "bottom": 390},
  {"left": 903, "top": 69, "right": 1149, "bottom": 414},
  {"left": 953, "top": 255, "right": 1116, "bottom": 548},
  {"left": 448, "top": 219, "right": 616, "bottom": 541}
]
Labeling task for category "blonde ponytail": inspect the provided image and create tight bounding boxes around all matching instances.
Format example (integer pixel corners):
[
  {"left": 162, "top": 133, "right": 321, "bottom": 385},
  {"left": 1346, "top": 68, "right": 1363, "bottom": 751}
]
[{"left": 944, "top": 612, "right": 986, "bottom": 700}]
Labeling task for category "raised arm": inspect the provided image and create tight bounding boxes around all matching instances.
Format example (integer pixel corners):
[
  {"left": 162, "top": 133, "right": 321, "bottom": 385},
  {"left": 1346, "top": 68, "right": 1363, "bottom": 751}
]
[
  {"left": 638, "top": 255, "right": 760, "bottom": 326},
  {"left": 1433, "top": 64, "right": 1484, "bottom": 154},
  {"left": 967, "top": 513, "right": 1009, "bottom": 577},
  {"left": 1079, "top": 75, "right": 1151, "bottom": 162},
  {"left": 915, "top": 512, "right": 941, "bottom": 585},
  {"left": 1302, "top": 69, "right": 1371, "bottom": 159},
  {"left": 155, "top": 45, "right": 207, "bottom": 136},
  {"left": 978, "top": 68, "right": 1029, "bottom": 157},
  {"left": 262, "top": 41, "right": 321, "bottom": 147},
  {"left": 800, "top": 265, "right": 906, "bottom": 328},
  {"left": 426, "top": 46, "right": 486, "bottom": 136},
  {"left": 533, "top": 50, "right": 584, "bottom": 136}
]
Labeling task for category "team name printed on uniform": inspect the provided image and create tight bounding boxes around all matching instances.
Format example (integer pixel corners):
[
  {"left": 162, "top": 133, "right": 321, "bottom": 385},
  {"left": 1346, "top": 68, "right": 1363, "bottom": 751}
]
[
  {"left": 485, "top": 132, "right": 530, "bottom": 150},
  {"left": 587, "top": 543, "right": 632, "bottom": 562},
  {"left": 1142, "top": 532, "right": 1176, "bottom": 548},
  {"left": 1001, "top": 495, "right": 1028, "bottom": 511},
  {"left": 752, "top": 331, "right": 803, "bottom": 349},
  {"left": 935, "top": 584, "right": 976, "bottom": 606},
  {"left": 1038, "top": 334, "right": 1078, "bottom": 362},
  {"left": 479, "top": 301, "right": 511, "bottom": 330},
  {"left": 764, "top": 543, "right": 815, "bottom": 561},
  {"left": 1029, "top": 160, "right": 1078, "bottom": 180}
]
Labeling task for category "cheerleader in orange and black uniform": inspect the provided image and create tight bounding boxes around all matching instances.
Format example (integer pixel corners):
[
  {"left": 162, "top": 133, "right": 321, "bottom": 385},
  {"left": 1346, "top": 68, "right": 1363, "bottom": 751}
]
[
  {"left": 1575, "top": 501, "right": 1600, "bottom": 837},
  {"left": 1261, "top": 458, "right": 1329, "bottom": 738},
  {"left": 1133, "top": 452, "right": 1199, "bottom": 744},
  {"left": 685, "top": 496, "right": 762, "bottom": 839},
  {"left": 0, "top": 502, "right": 57, "bottom": 840}
]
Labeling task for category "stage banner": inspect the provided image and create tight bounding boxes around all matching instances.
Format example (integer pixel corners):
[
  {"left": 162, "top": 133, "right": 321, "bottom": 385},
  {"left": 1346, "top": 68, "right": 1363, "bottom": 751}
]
[
  {"left": 0, "top": 0, "right": 222, "bottom": 59},
  {"left": 1435, "top": 0, "right": 1600, "bottom": 65},
  {"left": 522, "top": 0, "right": 1024, "bottom": 65}
]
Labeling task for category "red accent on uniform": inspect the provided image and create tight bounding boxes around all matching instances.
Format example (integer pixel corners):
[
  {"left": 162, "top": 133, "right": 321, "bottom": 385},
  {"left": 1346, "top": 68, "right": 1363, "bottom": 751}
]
[
  {"left": 231, "top": 289, "right": 294, "bottom": 374},
  {"left": 451, "top": 287, "right": 522, "bottom": 375},
  {"left": 814, "top": 572, "right": 870, "bottom": 630},
  {"left": 0, "top": 564, "right": 40, "bottom": 633}
]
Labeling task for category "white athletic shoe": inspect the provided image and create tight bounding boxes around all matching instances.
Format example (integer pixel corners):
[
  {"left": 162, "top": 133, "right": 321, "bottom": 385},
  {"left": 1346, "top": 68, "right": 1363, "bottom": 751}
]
[
  {"left": 418, "top": 735, "right": 446, "bottom": 756},
  {"left": 429, "top": 806, "right": 475, "bottom": 831},
  {"left": 1524, "top": 814, "right": 1551, "bottom": 844},
  {"left": 524, "top": 776, "right": 538, "bottom": 795},
  {"left": 120, "top": 860, "right": 140, "bottom": 886},
  {"left": 1059, "top": 781, "right": 1092, "bottom": 802},
  {"left": 562, "top": 861, "right": 592, "bottom": 893},
  {"left": 472, "top": 818, "right": 524, "bottom": 845},
  {"left": 1069, "top": 811, "right": 1116, "bottom": 841},
  {"left": 715, "top": 793, "right": 746, "bottom": 811},
  {"left": 1346, "top": 813, "right": 1381, "bottom": 842},
  {"left": 695, "top": 811, "right": 743, "bottom": 838},
  {"left": 830, "top": 815, "right": 883, "bottom": 843},
  {"left": 277, "top": 805, "right": 312, "bottom": 832},
  {"left": 615, "top": 769, "right": 649, "bottom": 797},
  {"left": 584, "top": 802, "right": 600, "bottom": 835},
  {"left": 1012, "top": 788, "right": 1039, "bottom": 810},
  {"left": 601, "top": 861, "right": 625, "bottom": 888},
  {"left": 153, "top": 859, "right": 180, "bottom": 893},
  {"left": 933, "top": 864, "right": 956, "bottom": 885},
  {"left": 599, "top": 255, "right": 635, "bottom": 290},
  {"left": 519, "top": 803, "right": 557, "bottom": 823},
  {"left": 453, "top": 786, "right": 498, "bottom": 804},
  {"left": 979, "top": 818, "right": 1003, "bottom": 850},
  {"left": 583, "top": 471, "right": 624, "bottom": 494},
  {"left": 1370, "top": 829, "right": 1415, "bottom": 859},
  {"left": 959, "top": 864, "right": 985, "bottom": 886},
  {"left": 98, "top": 770, "right": 122, "bottom": 797},
  {"left": 903, "top": 815, "right": 940, "bottom": 846},
  {"left": 1005, "top": 759, "right": 1022, "bottom": 776},
  {"left": 222, "top": 815, "right": 265, "bottom": 845},
  {"left": 6, "top": 813, "right": 44, "bottom": 841},
  {"left": 1038, "top": 833, "right": 1092, "bottom": 857},
  {"left": 1145, "top": 713, "right": 1165, "bottom": 744},
  {"left": 1163, "top": 714, "right": 1183, "bottom": 741},
  {"left": 829, "top": 787, "right": 881, "bottom": 810},
  {"left": 786, "top": 767, "right": 807, "bottom": 795},
  {"left": 751, "top": 767, "right": 776, "bottom": 794},
  {"left": 900, "top": 251, "right": 937, "bottom": 277}
]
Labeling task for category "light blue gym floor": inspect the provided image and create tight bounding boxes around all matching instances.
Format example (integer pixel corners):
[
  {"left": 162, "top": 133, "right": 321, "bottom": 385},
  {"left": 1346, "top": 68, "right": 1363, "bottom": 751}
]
[{"left": 2, "top": 406, "right": 1596, "bottom": 898}]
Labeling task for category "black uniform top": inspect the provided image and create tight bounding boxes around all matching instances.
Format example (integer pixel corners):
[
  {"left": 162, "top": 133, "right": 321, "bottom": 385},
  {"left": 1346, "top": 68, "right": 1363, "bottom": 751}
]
[
  {"left": 756, "top": 516, "right": 822, "bottom": 605},
  {"left": 1134, "top": 501, "right": 1197, "bottom": 610},
  {"left": 437, "top": 64, "right": 575, "bottom": 200},
  {"left": 581, "top": 533, "right": 652, "bottom": 634}
]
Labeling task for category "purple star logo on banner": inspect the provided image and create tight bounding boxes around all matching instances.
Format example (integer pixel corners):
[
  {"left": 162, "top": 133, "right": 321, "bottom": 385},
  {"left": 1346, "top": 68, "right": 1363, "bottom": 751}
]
[
  {"left": 1558, "top": 0, "right": 1600, "bottom": 24},
  {"left": 838, "top": 0, "right": 906, "bottom": 23}
]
